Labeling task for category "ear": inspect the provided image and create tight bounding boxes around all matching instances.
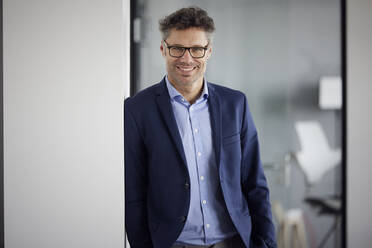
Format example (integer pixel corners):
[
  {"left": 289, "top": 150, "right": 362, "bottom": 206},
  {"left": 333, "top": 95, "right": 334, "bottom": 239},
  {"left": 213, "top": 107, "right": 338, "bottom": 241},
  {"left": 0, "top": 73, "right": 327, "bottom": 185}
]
[
  {"left": 160, "top": 42, "right": 166, "bottom": 57},
  {"left": 206, "top": 46, "right": 212, "bottom": 59}
]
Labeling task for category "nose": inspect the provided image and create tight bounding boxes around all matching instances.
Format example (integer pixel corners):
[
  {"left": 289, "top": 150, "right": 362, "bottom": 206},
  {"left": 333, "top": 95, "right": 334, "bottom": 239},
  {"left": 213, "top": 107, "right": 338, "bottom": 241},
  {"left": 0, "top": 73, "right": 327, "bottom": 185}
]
[{"left": 180, "top": 48, "right": 194, "bottom": 62}]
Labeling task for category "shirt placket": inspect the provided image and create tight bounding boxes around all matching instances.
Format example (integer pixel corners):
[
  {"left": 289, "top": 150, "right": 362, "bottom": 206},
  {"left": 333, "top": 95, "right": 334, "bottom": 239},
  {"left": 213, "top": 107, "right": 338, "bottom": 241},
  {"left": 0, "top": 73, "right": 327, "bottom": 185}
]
[{"left": 188, "top": 101, "right": 211, "bottom": 243}]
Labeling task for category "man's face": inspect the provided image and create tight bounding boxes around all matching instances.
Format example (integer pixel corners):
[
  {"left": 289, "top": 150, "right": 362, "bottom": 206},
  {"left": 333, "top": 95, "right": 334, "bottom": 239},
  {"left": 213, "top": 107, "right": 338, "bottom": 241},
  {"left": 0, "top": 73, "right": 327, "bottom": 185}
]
[{"left": 160, "top": 27, "right": 212, "bottom": 88}]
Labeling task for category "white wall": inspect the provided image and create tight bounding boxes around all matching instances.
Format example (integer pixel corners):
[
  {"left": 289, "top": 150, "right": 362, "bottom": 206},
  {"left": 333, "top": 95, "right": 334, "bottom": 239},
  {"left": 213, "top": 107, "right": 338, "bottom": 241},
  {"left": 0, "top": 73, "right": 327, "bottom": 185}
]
[
  {"left": 3, "top": 0, "right": 129, "bottom": 247},
  {"left": 347, "top": 0, "right": 372, "bottom": 247}
]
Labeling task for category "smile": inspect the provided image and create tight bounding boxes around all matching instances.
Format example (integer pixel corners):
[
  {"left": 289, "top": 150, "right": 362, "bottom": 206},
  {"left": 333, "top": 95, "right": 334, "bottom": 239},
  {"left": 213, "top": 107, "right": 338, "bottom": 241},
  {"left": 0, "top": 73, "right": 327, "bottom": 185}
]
[{"left": 176, "top": 65, "right": 196, "bottom": 73}]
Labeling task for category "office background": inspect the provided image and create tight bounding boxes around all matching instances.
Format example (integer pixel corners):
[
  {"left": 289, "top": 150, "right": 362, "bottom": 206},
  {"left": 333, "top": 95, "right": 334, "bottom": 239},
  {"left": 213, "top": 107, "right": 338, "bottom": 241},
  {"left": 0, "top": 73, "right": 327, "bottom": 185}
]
[
  {"left": 131, "top": 1, "right": 342, "bottom": 245},
  {"left": 1, "top": 0, "right": 371, "bottom": 247}
]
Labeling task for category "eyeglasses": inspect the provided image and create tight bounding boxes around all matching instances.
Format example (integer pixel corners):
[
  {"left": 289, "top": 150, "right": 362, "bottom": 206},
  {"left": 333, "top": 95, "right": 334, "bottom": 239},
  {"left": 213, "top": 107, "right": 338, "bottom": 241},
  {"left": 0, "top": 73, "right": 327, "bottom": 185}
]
[{"left": 163, "top": 40, "right": 209, "bottom": 58}]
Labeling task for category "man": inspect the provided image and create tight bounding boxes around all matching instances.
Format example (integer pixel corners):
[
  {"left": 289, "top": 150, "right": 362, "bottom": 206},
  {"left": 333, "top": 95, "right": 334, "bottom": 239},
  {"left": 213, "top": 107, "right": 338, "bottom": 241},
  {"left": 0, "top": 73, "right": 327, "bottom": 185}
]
[{"left": 125, "top": 7, "right": 276, "bottom": 248}]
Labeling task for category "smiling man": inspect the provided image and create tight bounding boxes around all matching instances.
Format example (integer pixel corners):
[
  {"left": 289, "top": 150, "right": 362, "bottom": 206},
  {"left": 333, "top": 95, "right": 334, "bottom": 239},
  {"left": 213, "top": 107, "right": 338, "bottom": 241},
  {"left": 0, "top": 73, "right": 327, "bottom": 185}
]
[{"left": 125, "top": 7, "right": 276, "bottom": 248}]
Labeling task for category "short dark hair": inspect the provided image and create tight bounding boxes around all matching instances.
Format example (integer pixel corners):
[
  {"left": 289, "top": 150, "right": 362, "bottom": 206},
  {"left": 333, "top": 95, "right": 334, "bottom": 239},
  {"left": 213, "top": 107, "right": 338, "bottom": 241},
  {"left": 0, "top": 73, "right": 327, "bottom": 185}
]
[{"left": 159, "top": 6, "right": 215, "bottom": 42}]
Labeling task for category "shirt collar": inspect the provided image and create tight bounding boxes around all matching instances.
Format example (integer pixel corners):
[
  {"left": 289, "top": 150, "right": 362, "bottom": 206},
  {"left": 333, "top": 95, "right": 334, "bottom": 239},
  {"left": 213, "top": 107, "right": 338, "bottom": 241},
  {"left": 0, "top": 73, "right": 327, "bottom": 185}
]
[{"left": 165, "top": 76, "right": 209, "bottom": 102}]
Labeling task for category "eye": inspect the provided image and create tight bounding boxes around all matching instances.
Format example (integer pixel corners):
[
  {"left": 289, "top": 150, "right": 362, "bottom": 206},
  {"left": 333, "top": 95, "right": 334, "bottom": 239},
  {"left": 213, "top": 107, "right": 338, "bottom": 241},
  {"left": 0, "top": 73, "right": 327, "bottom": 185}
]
[
  {"left": 172, "top": 47, "right": 185, "bottom": 52},
  {"left": 191, "top": 47, "right": 204, "bottom": 53},
  {"left": 190, "top": 47, "right": 206, "bottom": 57}
]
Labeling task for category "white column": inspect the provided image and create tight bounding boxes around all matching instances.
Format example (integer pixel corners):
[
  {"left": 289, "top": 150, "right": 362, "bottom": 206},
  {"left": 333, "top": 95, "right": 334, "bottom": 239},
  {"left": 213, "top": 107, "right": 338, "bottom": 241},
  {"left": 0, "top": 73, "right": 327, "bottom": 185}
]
[
  {"left": 3, "top": 0, "right": 128, "bottom": 247},
  {"left": 347, "top": 0, "right": 372, "bottom": 247}
]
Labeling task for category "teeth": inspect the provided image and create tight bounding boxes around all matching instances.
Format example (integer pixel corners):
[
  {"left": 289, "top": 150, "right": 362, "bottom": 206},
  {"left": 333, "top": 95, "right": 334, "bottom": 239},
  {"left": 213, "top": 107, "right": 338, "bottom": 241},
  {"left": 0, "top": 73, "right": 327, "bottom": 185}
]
[{"left": 178, "top": 66, "right": 194, "bottom": 71}]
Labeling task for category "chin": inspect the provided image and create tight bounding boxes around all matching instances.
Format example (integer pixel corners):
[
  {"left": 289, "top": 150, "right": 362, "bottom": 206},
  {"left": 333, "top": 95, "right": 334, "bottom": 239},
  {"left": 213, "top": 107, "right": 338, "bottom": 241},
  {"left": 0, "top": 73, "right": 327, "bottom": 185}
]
[{"left": 178, "top": 76, "right": 198, "bottom": 85}]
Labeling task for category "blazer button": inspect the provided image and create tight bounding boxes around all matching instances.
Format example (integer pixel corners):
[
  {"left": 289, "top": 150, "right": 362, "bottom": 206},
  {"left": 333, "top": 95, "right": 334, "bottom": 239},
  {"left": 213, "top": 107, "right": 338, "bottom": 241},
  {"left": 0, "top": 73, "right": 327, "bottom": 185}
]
[
  {"left": 180, "top": 216, "right": 187, "bottom": 223},
  {"left": 184, "top": 182, "right": 190, "bottom": 189}
]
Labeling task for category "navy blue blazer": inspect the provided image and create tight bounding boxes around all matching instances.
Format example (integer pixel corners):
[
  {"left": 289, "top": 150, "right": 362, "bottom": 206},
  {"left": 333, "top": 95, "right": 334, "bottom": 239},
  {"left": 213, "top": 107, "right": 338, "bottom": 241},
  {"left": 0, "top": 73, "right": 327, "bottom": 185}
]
[{"left": 124, "top": 78, "right": 276, "bottom": 248}]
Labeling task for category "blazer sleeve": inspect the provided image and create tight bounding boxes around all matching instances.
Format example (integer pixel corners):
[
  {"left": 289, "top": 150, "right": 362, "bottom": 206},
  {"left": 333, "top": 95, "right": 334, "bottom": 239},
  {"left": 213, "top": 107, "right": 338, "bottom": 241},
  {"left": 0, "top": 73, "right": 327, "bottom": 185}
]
[
  {"left": 124, "top": 100, "right": 154, "bottom": 248},
  {"left": 240, "top": 95, "right": 277, "bottom": 248}
]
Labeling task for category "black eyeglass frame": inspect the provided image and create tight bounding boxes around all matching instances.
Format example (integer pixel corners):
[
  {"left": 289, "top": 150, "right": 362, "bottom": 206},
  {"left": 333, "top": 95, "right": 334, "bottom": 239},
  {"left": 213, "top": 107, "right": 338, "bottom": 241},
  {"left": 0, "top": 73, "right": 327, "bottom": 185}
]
[{"left": 163, "top": 40, "right": 210, "bottom": 58}]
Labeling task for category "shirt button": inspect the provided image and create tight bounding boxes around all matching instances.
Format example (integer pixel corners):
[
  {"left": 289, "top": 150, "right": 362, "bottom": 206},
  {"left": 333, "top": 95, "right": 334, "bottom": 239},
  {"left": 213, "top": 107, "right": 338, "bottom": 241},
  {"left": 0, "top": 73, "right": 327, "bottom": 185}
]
[
  {"left": 202, "top": 200, "right": 207, "bottom": 205},
  {"left": 197, "top": 152, "right": 201, "bottom": 157},
  {"left": 182, "top": 98, "right": 185, "bottom": 102},
  {"left": 200, "top": 176, "right": 204, "bottom": 180},
  {"left": 194, "top": 128, "right": 199, "bottom": 133},
  {"left": 206, "top": 224, "right": 210, "bottom": 228},
  {"left": 190, "top": 106, "right": 193, "bottom": 111}
]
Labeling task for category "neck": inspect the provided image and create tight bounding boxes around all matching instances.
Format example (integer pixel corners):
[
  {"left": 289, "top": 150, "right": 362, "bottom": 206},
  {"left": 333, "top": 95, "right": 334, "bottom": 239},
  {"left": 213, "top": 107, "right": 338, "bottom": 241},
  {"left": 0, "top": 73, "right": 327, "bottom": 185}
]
[{"left": 168, "top": 77, "right": 204, "bottom": 105}]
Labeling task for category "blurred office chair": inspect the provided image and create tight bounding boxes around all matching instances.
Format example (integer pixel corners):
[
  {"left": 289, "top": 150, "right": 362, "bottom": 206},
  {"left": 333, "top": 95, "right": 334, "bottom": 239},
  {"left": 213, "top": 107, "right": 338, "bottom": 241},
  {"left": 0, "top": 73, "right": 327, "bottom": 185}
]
[
  {"left": 294, "top": 121, "right": 341, "bottom": 188},
  {"left": 273, "top": 201, "right": 308, "bottom": 248},
  {"left": 294, "top": 121, "right": 341, "bottom": 248}
]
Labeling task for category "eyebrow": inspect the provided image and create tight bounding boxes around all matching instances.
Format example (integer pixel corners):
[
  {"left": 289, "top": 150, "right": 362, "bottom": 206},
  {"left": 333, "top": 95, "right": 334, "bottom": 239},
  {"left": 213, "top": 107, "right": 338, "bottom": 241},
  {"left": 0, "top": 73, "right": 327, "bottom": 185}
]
[{"left": 167, "top": 43, "right": 208, "bottom": 47}]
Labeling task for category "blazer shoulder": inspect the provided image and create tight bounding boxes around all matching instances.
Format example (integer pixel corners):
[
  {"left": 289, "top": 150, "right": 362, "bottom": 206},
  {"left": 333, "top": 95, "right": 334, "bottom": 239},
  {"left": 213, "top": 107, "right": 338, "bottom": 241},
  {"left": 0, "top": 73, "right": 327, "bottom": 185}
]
[
  {"left": 124, "top": 82, "right": 162, "bottom": 110},
  {"left": 208, "top": 82, "right": 246, "bottom": 102}
]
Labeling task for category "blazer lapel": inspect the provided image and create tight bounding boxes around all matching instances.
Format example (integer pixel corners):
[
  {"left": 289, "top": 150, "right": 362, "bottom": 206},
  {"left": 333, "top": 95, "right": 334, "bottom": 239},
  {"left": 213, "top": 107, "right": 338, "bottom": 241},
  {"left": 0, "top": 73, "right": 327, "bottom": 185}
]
[
  {"left": 208, "top": 83, "right": 222, "bottom": 170},
  {"left": 155, "top": 79, "right": 188, "bottom": 168}
]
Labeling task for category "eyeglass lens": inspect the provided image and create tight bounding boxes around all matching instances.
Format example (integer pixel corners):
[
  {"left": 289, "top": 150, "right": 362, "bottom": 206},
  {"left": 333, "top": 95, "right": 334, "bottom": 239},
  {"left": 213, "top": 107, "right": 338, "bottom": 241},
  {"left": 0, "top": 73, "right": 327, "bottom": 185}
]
[{"left": 169, "top": 47, "right": 206, "bottom": 58}]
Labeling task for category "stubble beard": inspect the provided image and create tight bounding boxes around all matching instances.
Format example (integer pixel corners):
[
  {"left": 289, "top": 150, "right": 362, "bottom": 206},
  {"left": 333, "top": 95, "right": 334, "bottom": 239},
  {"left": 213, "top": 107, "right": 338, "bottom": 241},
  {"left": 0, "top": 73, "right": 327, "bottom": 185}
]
[{"left": 168, "top": 61, "right": 204, "bottom": 89}]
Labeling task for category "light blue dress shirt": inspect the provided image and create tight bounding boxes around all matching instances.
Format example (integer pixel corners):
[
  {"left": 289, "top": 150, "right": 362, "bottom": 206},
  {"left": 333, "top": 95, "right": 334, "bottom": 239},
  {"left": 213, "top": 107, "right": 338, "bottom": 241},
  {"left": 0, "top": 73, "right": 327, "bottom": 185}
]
[{"left": 165, "top": 77, "right": 237, "bottom": 245}]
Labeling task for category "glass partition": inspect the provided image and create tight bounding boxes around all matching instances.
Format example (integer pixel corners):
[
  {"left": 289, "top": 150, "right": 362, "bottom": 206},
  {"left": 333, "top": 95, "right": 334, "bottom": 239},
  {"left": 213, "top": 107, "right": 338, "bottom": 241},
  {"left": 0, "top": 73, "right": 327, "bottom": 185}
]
[{"left": 130, "top": 0, "right": 343, "bottom": 247}]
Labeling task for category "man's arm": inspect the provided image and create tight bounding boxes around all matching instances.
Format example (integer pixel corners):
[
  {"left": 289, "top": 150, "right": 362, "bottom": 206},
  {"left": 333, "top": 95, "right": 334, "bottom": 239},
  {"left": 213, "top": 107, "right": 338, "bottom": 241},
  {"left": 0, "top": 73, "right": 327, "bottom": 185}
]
[
  {"left": 124, "top": 101, "right": 154, "bottom": 248},
  {"left": 240, "top": 95, "right": 277, "bottom": 248}
]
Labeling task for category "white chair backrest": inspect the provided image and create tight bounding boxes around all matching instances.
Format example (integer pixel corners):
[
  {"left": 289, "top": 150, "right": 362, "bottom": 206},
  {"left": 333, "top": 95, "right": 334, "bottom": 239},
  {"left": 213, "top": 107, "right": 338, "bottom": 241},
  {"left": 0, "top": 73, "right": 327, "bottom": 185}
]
[{"left": 295, "top": 121, "right": 341, "bottom": 186}]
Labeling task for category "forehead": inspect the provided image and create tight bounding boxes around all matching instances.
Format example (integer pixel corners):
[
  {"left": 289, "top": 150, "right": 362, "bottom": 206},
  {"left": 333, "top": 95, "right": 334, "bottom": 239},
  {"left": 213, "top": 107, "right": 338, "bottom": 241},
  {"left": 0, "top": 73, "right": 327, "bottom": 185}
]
[{"left": 166, "top": 27, "right": 208, "bottom": 46}]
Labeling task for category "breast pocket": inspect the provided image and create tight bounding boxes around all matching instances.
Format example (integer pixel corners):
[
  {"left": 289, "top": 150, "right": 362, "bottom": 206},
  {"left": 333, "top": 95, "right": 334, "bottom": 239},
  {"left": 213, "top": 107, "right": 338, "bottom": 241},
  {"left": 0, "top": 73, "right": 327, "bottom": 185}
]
[{"left": 223, "top": 132, "right": 241, "bottom": 146}]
